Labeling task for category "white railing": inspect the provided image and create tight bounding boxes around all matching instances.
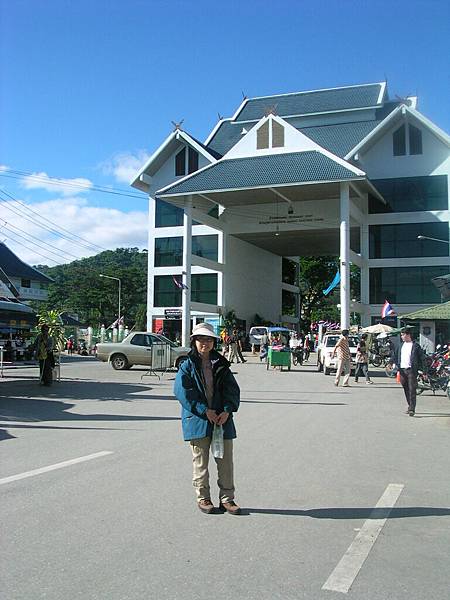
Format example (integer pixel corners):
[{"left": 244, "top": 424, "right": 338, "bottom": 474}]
[{"left": 18, "top": 287, "right": 48, "bottom": 300}]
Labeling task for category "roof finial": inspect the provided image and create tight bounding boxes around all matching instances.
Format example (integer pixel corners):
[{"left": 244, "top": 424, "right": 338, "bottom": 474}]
[
  {"left": 241, "top": 90, "right": 247, "bottom": 100},
  {"left": 217, "top": 112, "right": 224, "bottom": 121},
  {"left": 171, "top": 119, "right": 184, "bottom": 131},
  {"left": 264, "top": 104, "right": 278, "bottom": 116},
  {"left": 395, "top": 94, "right": 412, "bottom": 107}
]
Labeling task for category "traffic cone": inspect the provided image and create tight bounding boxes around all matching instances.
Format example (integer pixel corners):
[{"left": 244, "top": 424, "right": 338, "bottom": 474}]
[{"left": 396, "top": 370, "right": 401, "bottom": 384}]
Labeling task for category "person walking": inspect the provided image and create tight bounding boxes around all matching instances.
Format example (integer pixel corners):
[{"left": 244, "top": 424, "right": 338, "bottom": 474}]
[
  {"left": 174, "top": 322, "right": 241, "bottom": 515},
  {"left": 227, "top": 329, "right": 243, "bottom": 364},
  {"left": 394, "top": 327, "right": 423, "bottom": 416},
  {"left": 354, "top": 333, "right": 373, "bottom": 384},
  {"left": 236, "top": 329, "right": 247, "bottom": 363},
  {"left": 332, "top": 329, "right": 351, "bottom": 387},
  {"left": 33, "top": 324, "right": 54, "bottom": 386}
]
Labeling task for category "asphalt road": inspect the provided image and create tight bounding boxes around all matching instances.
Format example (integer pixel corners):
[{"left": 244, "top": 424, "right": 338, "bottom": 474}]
[{"left": 1, "top": 354, "right": 450, "bottom": 600}]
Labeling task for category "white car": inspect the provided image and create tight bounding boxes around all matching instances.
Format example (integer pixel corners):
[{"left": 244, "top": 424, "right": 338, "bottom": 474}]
[{"left": 316, "top": 333, "right": 358, "bottom": 376}]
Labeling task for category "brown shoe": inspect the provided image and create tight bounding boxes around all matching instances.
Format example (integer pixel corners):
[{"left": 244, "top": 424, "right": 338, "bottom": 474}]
[
  {"left": 219, "top": 500, "right": 241, "bottom": 515},
  {"left": 198, "top": 499, "right": 214, "bottom": 514}
]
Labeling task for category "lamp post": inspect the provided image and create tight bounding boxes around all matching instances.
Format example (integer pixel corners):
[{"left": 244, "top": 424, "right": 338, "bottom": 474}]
[
  {"left": 417, "top": 235, "right": 450, "bottom": 245},
  {"left": 99, "top": 274, "right": 122, "bottom": 326}
]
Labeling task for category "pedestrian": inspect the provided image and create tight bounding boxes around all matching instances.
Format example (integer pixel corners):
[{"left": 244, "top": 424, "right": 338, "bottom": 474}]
[
  {"left": 393, "top": 327, "right": 424, "bottom": 416},
  {"left": 354, "top": 333, "right": 373, "bottom": 384},
  {"left": 227, "top": 329, "right": 243, "bottom": 364},
  {"left": 33, "top": 324, "right": 54, "bottom": 386},
  {"left": 174, "top": 322, "right": 241, "bottom": 514},
  {"left": 236, "top": 329, "right": 247, "bottom": 363},
  {"left": 332, "top": 329, "right": 351, "bottom": 387}
]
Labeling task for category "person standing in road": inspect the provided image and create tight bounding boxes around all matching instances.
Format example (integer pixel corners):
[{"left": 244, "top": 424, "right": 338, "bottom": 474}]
[
  {"left": 33, "top": 324, "right": 54, "bottom": 386},
  {"left": 354, "top": 333, "right": 373, "bottom": 384},
  {"left": 332, "top": 329, "right": 351, "bottom": 387},
  {"left": 174, "top": 322, "right": 241, "bottom": 515},
  {"left": 236, "top": 329, "right": 247, "bottom": 363},
  {"left": 394, "top": 327, "right": 423, "bottom": 416},
  {"left": 228, "top": 329, "right": 243, "bottom": 364}
]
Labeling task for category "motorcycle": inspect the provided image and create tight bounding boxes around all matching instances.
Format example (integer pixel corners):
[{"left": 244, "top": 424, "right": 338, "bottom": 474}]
[
  {"left": 291, "top": 347, "right": 304, "bottom": 366},
  {"left": 416, "top": 347, "right": 450, "bottom": 395}
]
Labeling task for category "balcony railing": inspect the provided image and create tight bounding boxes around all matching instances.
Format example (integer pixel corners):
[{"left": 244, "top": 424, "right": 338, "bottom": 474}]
[{"left": 18, "top": 287, "right": 48, "bottom": 300}]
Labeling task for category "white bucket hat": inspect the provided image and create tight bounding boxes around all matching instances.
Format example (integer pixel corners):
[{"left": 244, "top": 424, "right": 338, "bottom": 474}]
[{"left": 190, "top": 322, "right": 220, "bottom": 339}]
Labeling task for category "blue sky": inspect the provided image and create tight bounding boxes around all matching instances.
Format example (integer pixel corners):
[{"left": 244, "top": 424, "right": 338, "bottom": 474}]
[{"left": 1, "top": 0, "right": 449, "bottom": 264}]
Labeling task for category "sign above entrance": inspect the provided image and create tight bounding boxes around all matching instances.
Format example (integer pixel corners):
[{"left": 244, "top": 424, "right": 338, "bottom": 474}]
[{"left": 164, "top": 309, "right": 182, "bottom": 320}]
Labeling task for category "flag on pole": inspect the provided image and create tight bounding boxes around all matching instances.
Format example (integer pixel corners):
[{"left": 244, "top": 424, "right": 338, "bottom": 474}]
[
  {"left": 323, "top": 271, "right": 340, "bottom": 296},
  {"left": 172, "top": 275, "right": 188, "bottom": 290},
  {"left": 381, "top": 300, "right": 395, "bottom": 318}
]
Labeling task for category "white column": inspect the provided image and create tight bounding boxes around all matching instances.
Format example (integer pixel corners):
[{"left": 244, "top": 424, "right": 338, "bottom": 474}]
[
  {"left": 339, "top": 182, "right": 350, "bottom": 329},
  {"left": 182, "top": 197, "right": 193, "bottom": 346},
  {"left": 217, "top": 229, "right": 226, "bottom": 314},
  {"left": 360, "top": 222, "right": 370, "bottom": 327},
  {"left": 146, "top": 195, "right": 156, "bottom": 331}
]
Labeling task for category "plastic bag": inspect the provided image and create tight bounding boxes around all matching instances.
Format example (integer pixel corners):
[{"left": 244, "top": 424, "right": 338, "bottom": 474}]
[{"left": 212, "top": 424, "right": 224, "bottom": 459}]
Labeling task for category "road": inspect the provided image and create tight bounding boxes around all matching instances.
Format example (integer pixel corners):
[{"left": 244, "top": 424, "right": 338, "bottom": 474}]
[{"left": 1, "top": 354, "right": 450, "bottom": 600}]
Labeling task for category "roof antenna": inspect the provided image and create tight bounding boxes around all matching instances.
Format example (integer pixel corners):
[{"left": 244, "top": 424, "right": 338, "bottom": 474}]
[{"left": 171, "top": 119, "right": 184, "bottom": 131}]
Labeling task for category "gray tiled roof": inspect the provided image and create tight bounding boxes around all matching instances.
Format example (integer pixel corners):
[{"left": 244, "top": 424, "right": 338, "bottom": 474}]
[
  {"left": 235, "top": 83, "right": 384, "bottom": 121},
  {"left": 157, "top": 151, "right": 360, "bottom": 196},
  {"left": 207, "top": 120, "right": 382, "bottom": 158},
  {"left": 0, "top": 243, "right": 53, "bottom": 283}
]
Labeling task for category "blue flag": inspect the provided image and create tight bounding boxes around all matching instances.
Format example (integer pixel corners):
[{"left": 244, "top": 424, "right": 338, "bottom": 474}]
[{"left": 323, "top": 271, "right": 340, "bottom": 296}]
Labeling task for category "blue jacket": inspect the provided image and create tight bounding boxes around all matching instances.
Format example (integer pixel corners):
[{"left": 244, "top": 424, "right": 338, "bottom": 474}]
[{"left": 174, "top": 350, "right": 240, "bottom": 441}]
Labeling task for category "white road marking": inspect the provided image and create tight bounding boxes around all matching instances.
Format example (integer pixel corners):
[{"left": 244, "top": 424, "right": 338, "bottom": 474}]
[
  {"left": 322, "top": 483, "right": 404, "bottom": 594},
  {"left": 0, "top": 451, "right": 113, "bottom": 485}
]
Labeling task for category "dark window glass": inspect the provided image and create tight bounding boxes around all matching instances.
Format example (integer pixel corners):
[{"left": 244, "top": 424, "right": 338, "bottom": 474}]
[
  {"left": 370, "top": 266, "right": 449, "bottom": 304},
  {"left": 282, "top": 258, "right": 298, "bottom": 285},
  {"left": 154, "top": 275, "right": 182, "bottom": 307},
  {"left": 369, "top": 222, "right": 449, "bottom": 258},
  {"left": 369, "top": 176, "right": 448, "bottom": 213},
  {"left": 192, "top": 235, "right": 218, "bottom": 261},
  {"left": 130, "top": 334, "right": 152, "bottom": 346},
  {"left": 409, "top": 124, "right": 422, "bottom": 155},
  {"left": 188, "top": 148, "right": 199, "bottom": 174},
  {"left": 272, "top": 121, "right": 285, "bottom": 148},
  {"left": 393, "top": 124, "right": 406, "bottom": 156},
  {"left": 154, "top": 237, "right": 183, "bottom": 267},
  {"left": 155, "top": 199, "right": 184, "bottom": 227},
  {"left": 191, "top": 274, "right": 217, "bottom": 305},
  {"left": 282, "top": 289, "right": 296, "bottom": 315},
  {"left": 175, "top": 148, "right": 186, "bottom": 176},
  {"left": 21, "top": 279, "right": 31, "bottom": 288},
  {"left": 257, "top": 121, "right": 269, "bottom": 149}
]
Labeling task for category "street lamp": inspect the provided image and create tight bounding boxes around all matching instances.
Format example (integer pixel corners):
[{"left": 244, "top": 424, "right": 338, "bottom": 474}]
[
  {"left": 417, "top": 235, "right": 450, "bottom": 244},
  {"left": 99, "top": 274, "right": 122, "bottom": 325}
]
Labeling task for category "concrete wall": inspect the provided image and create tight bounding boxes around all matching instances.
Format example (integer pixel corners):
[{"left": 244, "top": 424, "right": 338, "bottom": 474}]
[{"left": 225, "top": 236, "right": 281, "bottom": 325}]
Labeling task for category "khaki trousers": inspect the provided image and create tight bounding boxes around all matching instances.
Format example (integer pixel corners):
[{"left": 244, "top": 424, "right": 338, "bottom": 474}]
[
  {"left": 189, "top": 436, "right": 235, "bottom": 503},
  {"left": 335, "top": 358, "right": 351, "bottom": 385}
]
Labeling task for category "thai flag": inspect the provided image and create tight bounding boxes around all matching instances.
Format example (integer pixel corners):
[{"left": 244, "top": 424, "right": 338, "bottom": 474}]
[
  {"left": 381, "top": 300, "right": 395, "bottom": 318},
  {"left": 172, "top": 275, "right": 188, "bottom": 290}
]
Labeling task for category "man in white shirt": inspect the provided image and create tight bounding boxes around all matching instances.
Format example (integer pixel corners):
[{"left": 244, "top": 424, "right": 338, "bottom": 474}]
[{"left": 394, "top": 327, "right": 423, "bottom": 416}]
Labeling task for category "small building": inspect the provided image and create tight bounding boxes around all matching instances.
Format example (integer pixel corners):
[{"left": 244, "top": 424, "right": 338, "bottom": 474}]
[
  {"left": 0, "top": 242, "right": 53, "bottom": 303},
  {"left": 401, "top": 301, "right": 450, "bottom": 353}
]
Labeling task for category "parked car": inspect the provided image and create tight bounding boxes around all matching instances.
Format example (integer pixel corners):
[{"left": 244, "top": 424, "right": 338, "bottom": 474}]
[
  {"left": 248, "top": 326, "right": 269, "bottom": 347},
  {"left": 96, "top": 332, "right": 190, "bottom": 370},
  {"left": 316, "top": 332, "right": 359, "bottom": 375}
]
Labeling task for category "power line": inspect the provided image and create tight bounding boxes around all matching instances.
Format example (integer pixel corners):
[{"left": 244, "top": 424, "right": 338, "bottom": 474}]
[
  {"left": 0, "top": 230, "right": 61, "bottom": 265},
  {"left": 0, "top": 188, "right": 107, "bottom": 252}
]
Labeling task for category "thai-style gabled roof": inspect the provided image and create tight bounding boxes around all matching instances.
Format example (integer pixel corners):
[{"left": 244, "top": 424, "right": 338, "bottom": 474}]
[
  {"left": 0, "top": 243, "right": 53, "bottom": 283},
  {"left": 401, "top": 300, "right": 450, "bottom": 321},
  {"left": 233, "top": 82, "right": 386, "bottom": 122}
]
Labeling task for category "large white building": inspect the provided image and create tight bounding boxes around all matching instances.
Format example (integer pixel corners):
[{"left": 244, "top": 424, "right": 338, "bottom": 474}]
[{"left": 131, "top": 82, "right": 450, "bottom": 345}]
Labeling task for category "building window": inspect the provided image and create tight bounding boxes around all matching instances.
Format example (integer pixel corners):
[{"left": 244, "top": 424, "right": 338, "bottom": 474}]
[
  {"left": 282, "top": 289, "right": 297, "bottom": 316},
  {"left": 154, "top": 275, "right": 182, "bottom": 307},
  {"left": 369, "top": 266, "right": 448, "bottom": 304},
  {"left": 188, "top": 148, "right": 199, "bottom": 174},
  {"left": 154, "top": 237, "right": 183, "bottom": 267},
  {"left": 192, "top": 235, "right": 218, "bottom": 261},
  {"left": 21, "top": 279, "right": 31, "bottom": 288},
  {"left": 282, "top": 258, "right": 298, "bottom": 285},
  {"left": 369, "top": 222, "right": 449, "bottom": 259},
  {"left": 393, "top": 125, "right": 406, "bottom": 156},
  {"left": 257, "top": 121, "right": 269, "bottom": 149},
  {"left": 409, "top": 124, "right": 423, "bottom": 155},
  {"left": 155, "top": 199, "right": 184, "bottom": 227},
  {"left": 369, "top": 175, "right": 448, "bottom": 213},
  {"left": 175, "top": 148, "right": 186, "bottom": 176},
  {"left": 272, "top": 121, "right": 285, "bottom": 148},
  {"left": 191, "top": 274, "right": 218, "bottom": 305}
]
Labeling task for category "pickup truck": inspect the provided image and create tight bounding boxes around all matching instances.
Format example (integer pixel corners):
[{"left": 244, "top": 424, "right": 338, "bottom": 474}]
[{"left": 96, "top": 332, "right": 190, "bottom": 370}]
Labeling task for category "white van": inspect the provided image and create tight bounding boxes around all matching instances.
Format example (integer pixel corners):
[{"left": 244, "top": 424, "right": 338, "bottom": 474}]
[{"left": 248, "top": 326, "right": 269, "bottom": 347}]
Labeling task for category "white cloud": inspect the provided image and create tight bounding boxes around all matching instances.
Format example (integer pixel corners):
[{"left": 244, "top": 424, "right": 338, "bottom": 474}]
[
  {"left": 0, "top": 197, "right": 148, "bottom": 266},
  {"left": 20, "top": 171, "right": 94, "bottom": 196},
  {"left": 100, "top": 150, "right": 150, "bottom": 184},
  {"left": 0, "top": 165, "right": 10, "bottom": 172}
]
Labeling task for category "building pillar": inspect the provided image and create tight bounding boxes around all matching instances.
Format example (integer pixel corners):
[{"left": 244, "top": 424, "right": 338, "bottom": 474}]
[
  {"left": 217, "top": 229, "right": 226, "bottom": 317},
  {"left": 339, "top": 182, "right": 350, "bottom": 329},
  {"left": 182, "top": 197, "right": 193, "bottom": 346},
  {"left": 360, "top": 222, "right": 370, "bottom": 327},
  {"left": 146, "top": 195, "right": 156, "bottom": 331}
]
